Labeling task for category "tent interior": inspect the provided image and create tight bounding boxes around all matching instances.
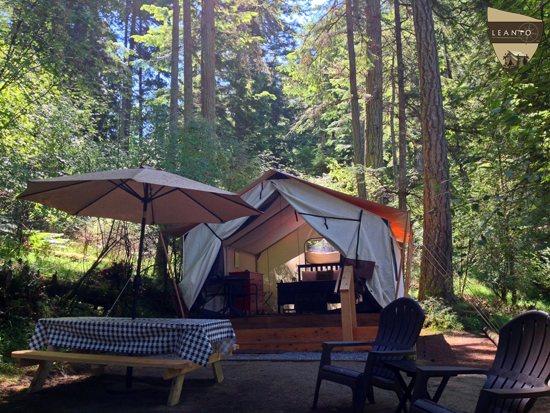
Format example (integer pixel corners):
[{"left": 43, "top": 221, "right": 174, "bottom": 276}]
[{"left": 179, "top": 171, "right": 410, "bottom": 318}]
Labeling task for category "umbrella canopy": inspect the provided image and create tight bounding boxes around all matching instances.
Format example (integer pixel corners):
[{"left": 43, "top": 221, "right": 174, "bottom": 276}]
[
  {"left": 17, "top": 166, "right": 261, "bottom": 390},
  {"left": 18, "top": 167, "right": 260, "bottom": 225},
  {"left": 17, "top": 166, "right": 261, "bottom": 318}
]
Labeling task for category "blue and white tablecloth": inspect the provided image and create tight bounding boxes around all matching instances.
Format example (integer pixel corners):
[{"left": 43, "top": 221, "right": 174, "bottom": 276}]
[{"left": 29, "top": 317, "right": 236, "bottom": 367}]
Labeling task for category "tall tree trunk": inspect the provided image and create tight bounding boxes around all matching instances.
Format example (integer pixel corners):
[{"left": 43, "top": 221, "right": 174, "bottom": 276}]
[
  {"left": 390, "top": 52, "right": 398, "bottom": 188},
  {"left": 170, "top": 0, "right": 180, "bottom": 134},
  {"left": 201, "top": 0, "right": 216, "bottom": 125},
  {"left": 138, "top": 12, "right": 144, "bottom": 143},
  {"left": 412, "top": 0, "right": 454, "bottom": 302},
  {"left": 120, "top": 0, "right": 133, "bottom": 148},
  {"left": 345, "top": 0, "right": 366, "bottom": 199},
  {"left": 183, "top": 0, "right": 193, "bottom": 124},
  {"left": 364, "top": 0, "right": 383, "bottom": 175},
  {"left": 441, "top": 30, "right": 453, "bottom": 79},
  {"left": 395, "top": 0, "right": 408, "bottom": 210}
]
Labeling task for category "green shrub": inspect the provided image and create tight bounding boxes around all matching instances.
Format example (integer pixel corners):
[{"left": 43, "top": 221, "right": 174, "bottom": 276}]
[
  {"left": 420, "top": 297, "right": 463, "bottom": 331},
  {"left": 0, "top": 260, "right": 59, "bottom": 365}
]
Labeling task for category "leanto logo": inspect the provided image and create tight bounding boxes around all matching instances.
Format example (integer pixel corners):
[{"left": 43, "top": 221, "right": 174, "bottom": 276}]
[{"left": 487, "top": 8, "right": 543, "bottom": 73}]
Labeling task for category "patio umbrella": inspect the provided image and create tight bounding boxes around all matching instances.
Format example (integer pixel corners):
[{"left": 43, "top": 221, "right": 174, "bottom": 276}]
[{"left": 17, "top": 166, "right": 261, "bottom": 318}]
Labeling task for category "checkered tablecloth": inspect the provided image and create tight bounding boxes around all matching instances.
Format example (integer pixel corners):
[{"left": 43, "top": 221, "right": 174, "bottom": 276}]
[{"left": 29, "top": 317, "right": 236, "bottom": 367}]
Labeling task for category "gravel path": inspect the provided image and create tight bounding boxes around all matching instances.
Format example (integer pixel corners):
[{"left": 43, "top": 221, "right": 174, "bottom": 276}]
[{"left": 2, "top": 332, "right": 549, "bottom": 413}]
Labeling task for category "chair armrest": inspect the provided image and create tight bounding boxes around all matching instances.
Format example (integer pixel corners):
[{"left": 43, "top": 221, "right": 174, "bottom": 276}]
[
  {"left": 320, "top": 341, "right": 375, "bottom": 367},
  {"left": 411, "top": 366, "right": 488, "bottom": 402},
  {"left": 415, "top": 365, "right": 487, "bottom": 377},
  {"left": 370, "top": 349, "right": 417, "bottom": 358},
  {"left": 481, "top": 386, "right": 550, "bottom": 400}
]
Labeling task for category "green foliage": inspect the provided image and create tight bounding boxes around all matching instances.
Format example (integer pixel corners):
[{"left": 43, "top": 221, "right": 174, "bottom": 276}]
[
  {"left": 0, "top": 260, "right": 60, "bottom": 365},
  {"left": 420, "top": 297, "right": 463, "bottom": 331}
]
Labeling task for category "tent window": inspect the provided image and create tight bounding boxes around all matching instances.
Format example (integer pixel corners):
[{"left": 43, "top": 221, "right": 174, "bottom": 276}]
[{"left": 305, "top": 238, "right": 340, "bottom": 264}]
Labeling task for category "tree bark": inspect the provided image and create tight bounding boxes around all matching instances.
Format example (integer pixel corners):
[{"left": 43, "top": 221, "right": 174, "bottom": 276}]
[
  {"left": 395, "top": 0, "right": 408, "bottom": 210},
  {"left": 201, "top": 0, "right": 216, "bottom": 125},
  {"left": 390, "top": 52, "right": 398, "bottom": 188},
  {"left": 441, "top": 30, "right": 453, "bottom": 79},
  {"left": 345, "top": 0, "right": 366, "bottom": 199},
  {"left": 364, "top": 0, "right": 383, "bottom": 173},
  {"left": 170, "top": 0, "right": 180, "bottom": 134},
  {"left": 120, "top": 0, "right": 135, "bottom": 149},
  {"left": 138, "top": 12, "right": 144, "bottom": 143},
  {"left": 183, "top": 0, "right": 193, "bottom": 124},
  {"left": 412, "top": 0, "right": 454, "bottom": 302}
]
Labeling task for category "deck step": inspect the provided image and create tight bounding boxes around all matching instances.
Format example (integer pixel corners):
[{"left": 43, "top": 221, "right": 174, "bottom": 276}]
[
  {"left": 230, "top": 313, "right": 380, "bottom": 330},
  {"left": 234, "top": 326, "right": 377, "bottom": 352}
]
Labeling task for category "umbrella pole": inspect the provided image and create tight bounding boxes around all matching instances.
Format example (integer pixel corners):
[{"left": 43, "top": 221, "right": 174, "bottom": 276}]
[
  {"left": 126, "top": 184, "right": 149, "bottom": 390},
  {"left": 132, "top": 185, "right": 149, "bottom": 320}
]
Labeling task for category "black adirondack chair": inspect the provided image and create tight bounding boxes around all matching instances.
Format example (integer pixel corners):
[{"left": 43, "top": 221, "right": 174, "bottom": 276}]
[
  {"left": 410, "top": 310, "right": 550, "bottom": 413},
  {"left": 312, "top": 297, "right": 426, "bottom": 413}
]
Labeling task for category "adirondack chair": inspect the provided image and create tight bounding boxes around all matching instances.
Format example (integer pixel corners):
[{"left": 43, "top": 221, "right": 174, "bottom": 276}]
[
  {"left": 410, "top": 310, "right": 550, "bottom": 413},
  {"left": 312, "top": 297, "right": 426, "bottom": 413}
]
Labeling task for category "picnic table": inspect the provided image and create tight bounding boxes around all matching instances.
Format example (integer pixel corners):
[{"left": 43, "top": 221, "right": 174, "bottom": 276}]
[{"left": 12, "top": 317, "right": 237, "bottom": 406}]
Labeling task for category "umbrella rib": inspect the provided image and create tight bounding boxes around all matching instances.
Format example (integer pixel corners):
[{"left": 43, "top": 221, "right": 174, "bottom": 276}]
[
  {"left": 175, "top": 189, "right": 225, "bottom": 222},
  {"left": 150, "top": 187, "right": 178, "bottom": 200},
  {"left": 74, "top": 183, "right": 126, "bottom": 215},
  {"left": 17, "top": 180, "right": 92, "bottom": 198},
  {"left": 151, "top": 186, "right": 166, "bottom": 199},
  {"left": 115, "top": 180, "right": 143, "bottom": 200}
]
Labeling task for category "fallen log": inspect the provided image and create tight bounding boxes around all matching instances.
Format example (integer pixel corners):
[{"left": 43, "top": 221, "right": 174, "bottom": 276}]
[
  {"left": 47, "top": 277, "right": 121, "bottom": 309},
  {"left": 483, "top": 326, "right": 499, "bottom": 347}
]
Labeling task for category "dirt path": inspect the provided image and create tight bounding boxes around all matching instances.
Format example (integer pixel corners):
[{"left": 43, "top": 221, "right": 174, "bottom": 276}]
[
  {"left": 417, "top": 331, "right": 497, "bottom": 369},
  {"left": 2, "top": 333, "right": 548, "bottom": 413}
]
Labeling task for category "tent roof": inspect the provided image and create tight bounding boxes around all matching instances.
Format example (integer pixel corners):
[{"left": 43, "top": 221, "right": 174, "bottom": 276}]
[
  {"left": 165, "top": 169, "right": 410, "bottom": 241},
  {"left": 239, "top": 170, "right": 410, "bottom": 242},
  {"left": 223, "top": 193, "right": 308, "bottom": 255}
]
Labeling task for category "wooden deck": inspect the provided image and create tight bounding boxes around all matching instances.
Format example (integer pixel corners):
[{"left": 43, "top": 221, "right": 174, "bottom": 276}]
[{"left": 231, "top": 313, "right": 380, "bottom": 352}]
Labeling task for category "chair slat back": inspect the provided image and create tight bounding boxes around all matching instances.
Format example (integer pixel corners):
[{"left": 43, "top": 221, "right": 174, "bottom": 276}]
[
  {"left": 475, "top": 310, "right": 550, "bottom": 413},
  {"left": 367, "top": 297, "right": 426, "bottom": 380}
]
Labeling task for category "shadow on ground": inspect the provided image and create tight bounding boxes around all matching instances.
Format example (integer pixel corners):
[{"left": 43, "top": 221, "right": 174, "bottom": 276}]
[
  {"left": 3, "top": 360, "right": 550, "bottom": 413},
  {"left": 2, "top": 333, "right": 549, "bottom": 413}
]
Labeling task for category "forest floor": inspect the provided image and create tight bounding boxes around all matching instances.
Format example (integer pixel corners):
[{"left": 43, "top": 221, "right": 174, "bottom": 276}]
[{"left": 1, "top": 332, "right": 549, "bottom": 413}]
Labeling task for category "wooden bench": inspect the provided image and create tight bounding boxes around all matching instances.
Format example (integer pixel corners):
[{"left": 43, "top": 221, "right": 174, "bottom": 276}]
[{"left": 12, "top": 344, "right": 238, "bottom": 406}]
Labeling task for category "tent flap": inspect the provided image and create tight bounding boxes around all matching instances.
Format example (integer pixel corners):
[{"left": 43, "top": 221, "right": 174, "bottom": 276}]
[{"left": 178, "top": 170, "right": 408, "bottom": 310}]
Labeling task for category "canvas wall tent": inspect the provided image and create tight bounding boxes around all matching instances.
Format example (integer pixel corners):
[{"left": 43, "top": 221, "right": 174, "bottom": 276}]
[{"left": 172, "top": 170, "right": 411, "bottom": 312}]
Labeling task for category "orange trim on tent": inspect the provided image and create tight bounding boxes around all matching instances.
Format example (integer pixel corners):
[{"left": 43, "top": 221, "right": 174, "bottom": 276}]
[{"left": 239, "top": 170, "right": 410, "bottom": 242}]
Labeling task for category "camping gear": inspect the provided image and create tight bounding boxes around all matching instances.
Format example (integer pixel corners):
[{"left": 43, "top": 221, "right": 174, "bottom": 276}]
[
  {"left": 312, "top": 297, "right": 425, "bottom": 413},
  {"left": 410, "top": 310, "right": 550, "bottom": 413},
  {"left": 165, "top": 170, "right": 411, "bottom": 312}
]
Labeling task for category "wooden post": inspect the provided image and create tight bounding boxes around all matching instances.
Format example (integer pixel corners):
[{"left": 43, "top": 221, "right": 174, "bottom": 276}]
[
  {"left": 339, "top": 266, "right": 357, "bottom": 351},
  {"left": 211, "top": 361, "right": 224, "bottom": 383},
  {"left": 28, "top": 346, "right": 57, "bottom": 393},
  {"left": 404, "top": 230, "right": 414, "bottom": 297},
  {"left": 395, "top": 212, "right": 410, "bottom": 299},
  {"left": 167, "top": 374, "right": 185, "bottom": 406}
]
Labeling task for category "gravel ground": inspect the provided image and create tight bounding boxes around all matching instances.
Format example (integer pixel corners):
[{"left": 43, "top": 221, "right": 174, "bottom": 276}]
[
  {"left": 230, "top": 351, "right": 369, "bottom": 361},
  {"left": 2, "top": 333, "right": 549, "bottom": 413}
]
